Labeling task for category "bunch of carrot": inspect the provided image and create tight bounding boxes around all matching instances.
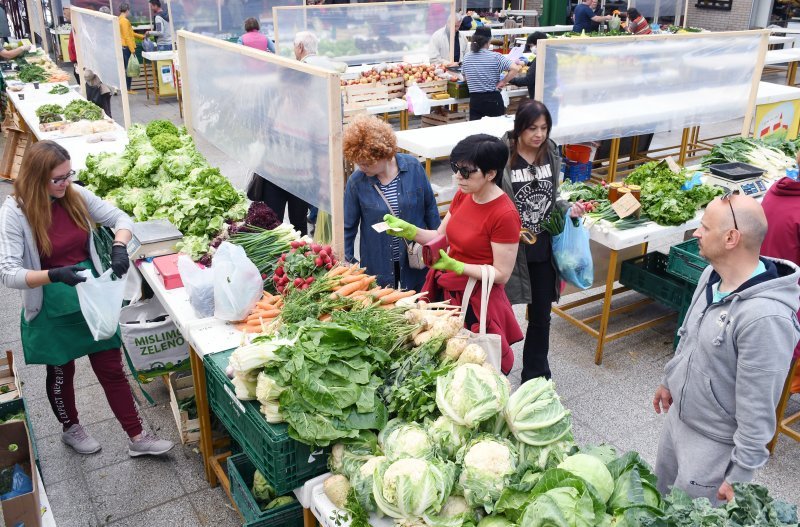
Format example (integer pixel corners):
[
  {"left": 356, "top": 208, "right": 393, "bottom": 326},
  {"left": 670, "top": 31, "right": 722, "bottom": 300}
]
[
  {"left": 325, "top": 265, "right": 419, "bottom": 309},
  {"left": 235, "top": 292, "right": 284, "bottom": 334}
]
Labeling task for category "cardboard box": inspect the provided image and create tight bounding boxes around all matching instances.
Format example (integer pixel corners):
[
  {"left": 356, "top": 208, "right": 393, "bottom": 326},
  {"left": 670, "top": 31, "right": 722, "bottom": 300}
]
[{"left": 0, "top": 420, "right": 41, "bottom": 527}]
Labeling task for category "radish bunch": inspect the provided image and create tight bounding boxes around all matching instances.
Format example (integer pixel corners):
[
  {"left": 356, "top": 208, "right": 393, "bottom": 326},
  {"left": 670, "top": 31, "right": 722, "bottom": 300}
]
[{"left": 272, "top": 240, "right": 337, "bottom": 294}]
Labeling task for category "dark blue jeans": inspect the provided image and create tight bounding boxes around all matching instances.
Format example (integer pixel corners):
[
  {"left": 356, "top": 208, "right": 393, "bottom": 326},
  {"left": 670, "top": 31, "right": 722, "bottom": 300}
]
[{"left": 122, "top": 47, "right": 132, "bottom": 90}]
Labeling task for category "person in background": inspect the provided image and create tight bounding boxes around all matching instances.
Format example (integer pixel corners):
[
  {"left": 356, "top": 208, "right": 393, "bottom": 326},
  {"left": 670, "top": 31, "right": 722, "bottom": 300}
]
[
  {"left": 66, "top": 7, "right": 80, "bottom": 84},
  {"left": 385, "top": 135, "right": 523, "bottom": 374},
  {"left": 626, "top": 8, "right": 652, "bottom": 35},
  {"left": 653, "top": 193, "right": 800, "bottom": 503},
  {"left": 118, "top": 3, "right": 144, "bottom": 94},
  {"left": 760, "top": 165, "right": 800, "bottom": 394},
  {"left": 237, "top": 17, "right": 275, "bottom": 53},
  {"left": 429, "top": 14, "right": 469, "bottom": 65},
  {"left": 0, "top": 141, "right": 174, "bottom": 458},
  {"left": 343, "top": 116, "right": 440, "bottom": 292},
  {"left": 293, "top": 31, "right": 347, "bottom": 73},
  {"left": 146, "top": 0, "right": 172, "bottom": 51},
  {"left": 461, "top": 26, "right": 522, "bottom": 121},
  {"left": 98, "top": 6, "right": 110, "bottom": 14},
  {"left": 572, "top": 0, "right": 611, "bottom": 33},
  {"left": 503, "top": 101, "right": 584, "bottom": 383},
  {"left": 0, "top": 42, "right": 30, "bottom": 61},
  {"left": 0, "top": 3, "right": 11, "bottom": 45},
  {"left": 507, "top": 31, "right": 547, "bottom": 99}
]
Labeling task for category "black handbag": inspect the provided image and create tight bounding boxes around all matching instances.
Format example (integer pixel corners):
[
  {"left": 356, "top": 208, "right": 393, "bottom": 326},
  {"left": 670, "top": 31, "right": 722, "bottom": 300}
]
[{"left": 246, "top": 172, "right": 267, "bottom": 201}]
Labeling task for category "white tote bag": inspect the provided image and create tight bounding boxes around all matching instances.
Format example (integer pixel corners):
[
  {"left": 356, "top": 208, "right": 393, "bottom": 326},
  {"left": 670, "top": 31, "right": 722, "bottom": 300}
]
[{"left": 459, "top": 265, "right": 503, "bottom": 373}]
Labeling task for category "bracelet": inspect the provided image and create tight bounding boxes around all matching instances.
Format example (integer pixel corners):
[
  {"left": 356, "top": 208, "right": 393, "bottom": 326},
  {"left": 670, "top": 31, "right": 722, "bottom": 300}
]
[{"left": 112, "top": 241, "right": 127, "bottom": 248}]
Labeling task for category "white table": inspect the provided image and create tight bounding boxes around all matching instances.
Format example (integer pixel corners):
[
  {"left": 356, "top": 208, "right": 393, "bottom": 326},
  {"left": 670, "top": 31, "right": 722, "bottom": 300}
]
[
  {"left": 770, "top": 35, "right": 796, "bottom": 47},
  {"left": 506, "top": 9, "right": 540, "bottom": 17},
  {"left": 460, "top": 26, "right": 541, "bottom": 37},
  {"left": 756, "top": 80, "right": 800, "bottom": 105},
  {"left": 764, "top": 48, "right": 800, "bottom": 85},
  {"left": 141, "top": 50, "right": 175, "bottom": 62}
]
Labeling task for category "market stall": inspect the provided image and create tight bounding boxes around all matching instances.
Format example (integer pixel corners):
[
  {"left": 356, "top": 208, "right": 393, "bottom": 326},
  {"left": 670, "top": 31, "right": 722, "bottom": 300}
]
[
  {"left": 25, "top": 0, "right": 50, "bottom": 55},
  {"left": 70, "top": 6, "right": 132, "bottom": 129},
  {"left": 141, "top": 50, "right": 177, "bottom": 104}
]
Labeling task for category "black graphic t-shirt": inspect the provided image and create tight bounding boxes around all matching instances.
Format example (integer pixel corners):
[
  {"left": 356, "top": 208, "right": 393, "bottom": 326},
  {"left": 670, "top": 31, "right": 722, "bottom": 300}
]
[{"left": 510, "top": 155, "right": 555, "bottom": 262}]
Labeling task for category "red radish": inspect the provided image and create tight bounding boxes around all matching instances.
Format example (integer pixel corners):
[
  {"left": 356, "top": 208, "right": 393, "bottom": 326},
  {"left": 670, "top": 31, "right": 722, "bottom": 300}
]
[
  {"left": 290, "top": 241, "right": 300, "bottom": 249},
  {"left": 306, "top": 276, "right": 315, "bottom": 283},
  {"left": 311, "top": 244, "right": 322, "bottom": 253},
  {"left": 325, "top": 263, "right": 333, "bottom": 270},
  {"left": 294, "top": 277, "right": 304, "bottom": 287},
  {"left": 315, "top": 257, "right": 323, "bottom": 267},
  {"left": 275, "top": 267, "right": 284, "bottom": 276},
  {"left": 272, "top": 274, "right": 280, "bottom": 282},
  {"left": 319, "top": 250, "right": 328, "bottom": 259}
]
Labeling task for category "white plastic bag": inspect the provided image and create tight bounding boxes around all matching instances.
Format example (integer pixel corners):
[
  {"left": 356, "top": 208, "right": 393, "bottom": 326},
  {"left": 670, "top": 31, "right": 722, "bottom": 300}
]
[
  {"left": 75, "top": 268, "right": 126, "bottom": 341},
  {"left": 406, "top": 84, "right": 432, "bottom": 116},
  {"left": 177, "top": 255, "right": 215, "bottom": 318},
  {"left": 212, "top": 242, "right": 262, "bottom": 321}
]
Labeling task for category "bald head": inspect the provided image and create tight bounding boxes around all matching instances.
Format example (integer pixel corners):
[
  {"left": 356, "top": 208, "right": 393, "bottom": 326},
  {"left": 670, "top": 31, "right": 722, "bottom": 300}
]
[{"left": 727, "top": 193, "right": 767, "bottom": 252}]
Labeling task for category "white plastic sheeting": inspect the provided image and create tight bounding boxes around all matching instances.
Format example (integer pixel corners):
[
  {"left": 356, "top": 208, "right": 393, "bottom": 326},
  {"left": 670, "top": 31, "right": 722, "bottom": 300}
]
[
  {"left": 273, "top": 0, "right": 454, "bottom": 65},
  {"left": 538, "top": 32, "right": 768, "bottom": 144},
  {"left": 168, "top": 0, "right": 302, "bottom": 39},
  {"left": 180, "top": 35, "right": 337, "bottom": 212},
  {"left": 27, "top": 0, "right": 47, "bottom": 52},
  {"left": 72, "top": 8, "right": 123, "bottom": 90}
]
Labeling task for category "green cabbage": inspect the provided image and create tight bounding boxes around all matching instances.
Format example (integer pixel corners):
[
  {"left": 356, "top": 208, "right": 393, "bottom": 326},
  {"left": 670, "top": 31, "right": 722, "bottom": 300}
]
[
  {"left": 252, "top": 470, "right": 275, "bottom": 504},
  {"left": 504, "top": 378, "right": 572, "bottom": 447},
  {"left": 558, "top": 454, "right": 615, "bottom": 504}
]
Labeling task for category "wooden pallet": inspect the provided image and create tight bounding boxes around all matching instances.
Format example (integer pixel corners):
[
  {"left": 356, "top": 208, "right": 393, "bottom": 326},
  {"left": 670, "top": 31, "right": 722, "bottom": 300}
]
[
  {"left": 380, "top": 76, "right": 405, "bottom": 98},
  {"left": 406, "top": 79, "right": 448, "bottom": 96},
  {"left": 343, "top": 82, "right": 390, "bottom": 111},
  {"left": 421, "top": 108, "right": 468, "bottom": 127},
  {"left": 0, "top": 351, "right": 20, "bottom": 403},
  {"left": 168, "top": 372, "right": 200, "bottom": 445}
]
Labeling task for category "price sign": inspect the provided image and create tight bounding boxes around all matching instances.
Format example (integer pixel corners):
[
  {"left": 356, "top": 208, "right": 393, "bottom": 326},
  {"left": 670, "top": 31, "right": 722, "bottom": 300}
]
[{"left": 611, "top": 192, "right": 641, "bottom": 219}]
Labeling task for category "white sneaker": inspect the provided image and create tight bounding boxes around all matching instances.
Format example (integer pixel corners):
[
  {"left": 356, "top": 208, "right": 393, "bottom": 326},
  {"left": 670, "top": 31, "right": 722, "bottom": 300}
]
[
  {"left": 128, "top": 431, "right": 174, "bottom": 457},
  {"left": 61, "top": 424, "right": 102, "bottom": 455}
]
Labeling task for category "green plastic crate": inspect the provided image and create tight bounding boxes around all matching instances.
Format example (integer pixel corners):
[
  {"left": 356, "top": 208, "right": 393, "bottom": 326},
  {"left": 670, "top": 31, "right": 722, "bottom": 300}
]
[
  {"left": 228, "top": 453, "right": 304, "bottom": 526},
  {"left": 204, "top": 350, "right": 330, "bottom": 495},
  {"left": 667, "top": 238, "right": 709, "bottom": 286},
  {"left": 447, "top": 80, "right": 469, "bottom": 99},
  {"left": 620, "top": 252, "right": 695, "bottom": 312}
]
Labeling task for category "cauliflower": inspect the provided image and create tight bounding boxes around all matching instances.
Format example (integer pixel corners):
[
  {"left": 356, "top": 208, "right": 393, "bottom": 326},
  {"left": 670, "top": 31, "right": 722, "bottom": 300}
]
[
  {"left": 379, "top": 419, "right": 435, "bottom": 461},
  {"left": 458, "top": 344, "right": 487, "bottom": 365},
  {"left": 436, "top": 364, "right": 509, "bottom": 428},
  {"left": 463, "top": 440, "right": 515, "bottom": 477},
  {"left": 440, "top": 495, "right": 470, "bottom": 517},
  {"left": 428, "top": 415, "right": 470, "bottom": 460},
  {"left": 323, "top": 474, "right": 351, "bottom": 509},
  {"left": 459, "top": 436, "right": 518, "bottom": 513},
  {"left": 382, "top": 458, "right": 428, "bottom": 503},
  {"left": 359, "top": 455, "right": 386, "bottom": 477}
]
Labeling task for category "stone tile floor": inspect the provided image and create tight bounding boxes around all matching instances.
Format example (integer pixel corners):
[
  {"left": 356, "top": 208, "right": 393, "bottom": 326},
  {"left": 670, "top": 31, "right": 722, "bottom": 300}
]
[{"left": 1, "top": 72, "right": 798, "bottom": 526}]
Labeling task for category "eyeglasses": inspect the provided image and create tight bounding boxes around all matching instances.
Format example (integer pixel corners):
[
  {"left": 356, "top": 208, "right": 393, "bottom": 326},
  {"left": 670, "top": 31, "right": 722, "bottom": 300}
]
[
  {"left": 450, "top": 162, "right": 480, "bottom": 179},
  {"left": 721, "top": 189, "right": 740, "bottom": 230},
  {"left": 50, "top": 170, "right": 75, "bottom": 185}
]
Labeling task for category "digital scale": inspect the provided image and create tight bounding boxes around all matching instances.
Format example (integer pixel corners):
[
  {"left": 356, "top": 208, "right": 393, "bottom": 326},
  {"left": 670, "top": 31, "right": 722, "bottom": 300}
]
[
  {"left": 705, "top": 163, "right": 769, "bottom": 198},
  {"left": 127, "top": 219, "right": 183, "bottom": 260}
]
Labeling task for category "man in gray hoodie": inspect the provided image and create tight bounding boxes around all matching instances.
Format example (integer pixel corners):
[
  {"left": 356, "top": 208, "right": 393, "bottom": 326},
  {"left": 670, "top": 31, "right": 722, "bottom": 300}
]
[{"left": 653, "top": 193, "right": 800, "bottom": 504}]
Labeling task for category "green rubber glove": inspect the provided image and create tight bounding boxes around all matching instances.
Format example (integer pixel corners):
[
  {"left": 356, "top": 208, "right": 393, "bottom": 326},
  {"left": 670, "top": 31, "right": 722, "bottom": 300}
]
[
  {"left": 432, "top": 249, "right": 465, "bottom": 275},
  {"left": 384, "top": 214, "right": 418, "bottom": 240}
]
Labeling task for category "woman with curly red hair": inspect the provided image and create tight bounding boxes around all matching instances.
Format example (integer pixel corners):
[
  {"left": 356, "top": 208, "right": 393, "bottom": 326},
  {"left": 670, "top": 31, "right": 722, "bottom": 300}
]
[{"left": 343, "top": 116, "right": 440, "bottom": 292}]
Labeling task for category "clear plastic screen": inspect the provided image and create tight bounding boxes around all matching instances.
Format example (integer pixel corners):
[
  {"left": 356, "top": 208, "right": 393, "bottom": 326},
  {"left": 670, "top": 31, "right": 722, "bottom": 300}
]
[
  {"left": 168, "top": 0, "right": 303, "bottom": 41},
  {"left": 632, "top": 0, "right": 680, "bottom": 21},
  {"left": 72, "top": 9, "right": 123, "bottom": 90},
  {"left": 273, "top": 0, "right": 453, "bottom": 65},
  {"left": 181, "top": 36, "right": 334, "bottom": 212},
  {"left": 540, "top": 33, "right": 765, "bottom": 145},
  {"left": 29, "top": 0, "right": 46, "bottom": 46},
  {"left": 69, "top": 1, "right": 111, "bottom": 9}
]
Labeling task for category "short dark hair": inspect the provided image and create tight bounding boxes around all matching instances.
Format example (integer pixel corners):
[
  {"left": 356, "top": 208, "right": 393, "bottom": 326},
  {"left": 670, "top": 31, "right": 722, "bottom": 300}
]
[
  {"left": 471, "top": 26, "right": 492, "bottom": 53},
  {"left": 627, "top": 8, "right": 641, "bottom": 19},
  {"left": 524, "top": 31, "right": 547, "bottom": 53},
  {"left": 119, "top": 3, "right": 130, "bottom": 13},
  {"left": 149, "top": 0, "right": 161, "bottom": 7},
  {"left": 451, "top": 134, "right": 509, "bottom": 185},
  {"left": 244, "top": 17, "right": 260, "bottom": 32}
]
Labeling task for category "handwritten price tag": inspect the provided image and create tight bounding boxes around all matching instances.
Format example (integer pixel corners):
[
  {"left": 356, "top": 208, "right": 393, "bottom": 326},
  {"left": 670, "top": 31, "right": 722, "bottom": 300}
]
[{"left": 611, "top": 192, "right": 641, "bottom": 219}]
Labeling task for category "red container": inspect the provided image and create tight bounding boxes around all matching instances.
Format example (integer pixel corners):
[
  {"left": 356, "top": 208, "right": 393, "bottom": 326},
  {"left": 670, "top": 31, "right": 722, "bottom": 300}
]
[
  {"left": 564, "top": 144, "right": 592, "bottom": 163},
  {"left": 153, "top": 254, "right": 184, "bottom": 290}
]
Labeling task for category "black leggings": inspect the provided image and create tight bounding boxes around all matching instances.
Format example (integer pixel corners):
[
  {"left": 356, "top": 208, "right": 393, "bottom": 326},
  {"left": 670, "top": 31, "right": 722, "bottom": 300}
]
[
  {"left": 521, "top": 259, "right": 558, "bottom": 383},
  {"left": 469, "top": 91, "right": 505, "bottom": 121}
]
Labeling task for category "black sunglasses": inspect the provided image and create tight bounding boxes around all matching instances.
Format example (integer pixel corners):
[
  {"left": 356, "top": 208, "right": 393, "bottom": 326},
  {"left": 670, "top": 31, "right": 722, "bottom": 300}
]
[
  {"left": 721, "top": 189, "right": 740, "bottom": 230},
  {"left": 450, "top": 162, "right": 480, "bottom": 179}
]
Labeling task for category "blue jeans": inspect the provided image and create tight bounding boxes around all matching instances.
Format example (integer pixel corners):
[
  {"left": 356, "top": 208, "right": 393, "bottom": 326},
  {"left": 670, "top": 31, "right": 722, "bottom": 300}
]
[
  {"left": 157, "top": 44, "right": 172, "bottom": 51},
  {"left": 122, "top": 48, "right": 132, "bottom": 90}
]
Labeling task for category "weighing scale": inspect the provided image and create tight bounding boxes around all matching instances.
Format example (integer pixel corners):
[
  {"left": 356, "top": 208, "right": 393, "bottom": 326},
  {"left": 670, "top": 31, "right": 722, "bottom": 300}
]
[
  {"left": 127, "top": 219, "right": 183, "bottom": 260},
  {"left": 705, "top": 163, "right": 769, "bottom": 198}
]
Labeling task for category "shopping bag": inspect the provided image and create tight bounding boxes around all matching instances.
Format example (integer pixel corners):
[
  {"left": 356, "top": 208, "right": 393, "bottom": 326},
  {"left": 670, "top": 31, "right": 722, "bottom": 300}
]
[
  {"left": 551, "top": 211, "right": 593, "bottom": 290},
  {"left": 212, "top": 242, "right": 262, "bottom": 321},
  {"left": 119, "top": 298, "right": 190, "bottom": 381},
  {"left": 406, "top": 84, "right": 432, "bottom": 116},
  {"left": 142, "top": 38, "right": 156, "bottom": 52},
  {"left": 459, "top": 265, "right": 503, "bottom": 373},
  {"left": 178, "top": 255, "right": 215, "bottom": 318},
  {"left": 75, "top": 268, "right": 126, "bottom": 341},
  {"left": 127, "top": 54, "right": 141, "bottom": 78}
]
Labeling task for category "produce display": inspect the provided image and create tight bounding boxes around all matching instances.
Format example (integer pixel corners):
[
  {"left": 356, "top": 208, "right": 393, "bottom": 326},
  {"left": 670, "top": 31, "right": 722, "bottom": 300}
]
[
  {"left": 64, "top": 99, "right": 105, "bottom": 122},
  {"left": 35, "top": 103, "right": 65, "bottom": 124},
  {"left": 702, "top": 137, "right": 796, "bottom": 179},
  {"left": 271, "top": 239, "right": 337, "bottom": 295},
  {"left": 13, "top": 55, "right": 71, "bottom": 83},
  {"left": 251, "top": 470, "right": 296, "bottom": 511},
  {"left": 341, "top": 64, "right": 452, "bottom": 87},
  {"left": 48, "top": 84, "right": 70, "bottom": 95}
]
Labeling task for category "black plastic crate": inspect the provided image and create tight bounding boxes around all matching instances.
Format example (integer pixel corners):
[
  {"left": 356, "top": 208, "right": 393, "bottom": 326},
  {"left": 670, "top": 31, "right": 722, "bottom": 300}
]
[
  {"left": 204, "top": 350, "right": 329, "bottom": 495},
  {"left": 667, "top": 238, "right": 708, "bottom": 286},
  {"left": 228, "top": 453, "right": 304, "bottom": 527},
  {"left": 620, "top": 252, "right": 694, "bottom": 312}
]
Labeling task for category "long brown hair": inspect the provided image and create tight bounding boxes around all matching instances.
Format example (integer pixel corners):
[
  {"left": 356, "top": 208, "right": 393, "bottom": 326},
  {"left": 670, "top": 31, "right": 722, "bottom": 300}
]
[
  {"left": 13, "top": 141, "right": 89, "bottom": 257},
  {"left": 510, "top": 100, "right": 553, "bottom": 168}
]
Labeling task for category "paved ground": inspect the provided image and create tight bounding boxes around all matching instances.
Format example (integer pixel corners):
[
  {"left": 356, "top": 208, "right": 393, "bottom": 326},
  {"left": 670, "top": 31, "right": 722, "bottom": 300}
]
[{"left": 1, "top": 75, "right": 798, "bottom": 526}]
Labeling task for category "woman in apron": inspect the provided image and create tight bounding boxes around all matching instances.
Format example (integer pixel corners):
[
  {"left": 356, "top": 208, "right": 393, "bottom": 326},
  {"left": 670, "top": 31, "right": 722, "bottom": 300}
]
[{"left": 0, "top": 141, "right": 173, "bottom": 457}]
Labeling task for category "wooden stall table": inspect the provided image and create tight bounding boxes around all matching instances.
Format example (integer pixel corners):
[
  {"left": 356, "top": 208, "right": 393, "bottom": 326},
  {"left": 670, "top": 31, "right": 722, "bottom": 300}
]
[
  {"left": 764, "top": 48, "right": 800, "bottom": 86},
  {"left": 50, "top": 28, "right": 73, "bottom": 62},
  {"left": 461, "top": 26, "right": 544, "bottom": 51},
  {"left": 142, "top": 50, "right": 178, "bottom": 104}
]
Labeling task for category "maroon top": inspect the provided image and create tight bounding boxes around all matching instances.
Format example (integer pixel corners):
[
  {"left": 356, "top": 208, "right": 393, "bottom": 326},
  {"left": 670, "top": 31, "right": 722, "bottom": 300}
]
[{"left": 39, "top": 200, "right": 90, "bottom": 269}]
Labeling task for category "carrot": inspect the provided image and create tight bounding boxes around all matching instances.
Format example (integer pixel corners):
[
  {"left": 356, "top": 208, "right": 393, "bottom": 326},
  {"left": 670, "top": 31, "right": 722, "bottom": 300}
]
[
  {"left": 249, "top": 308, "right": 281, "bottom": 318},
  {"left": 331, "top": 276, "right": 371, "bottom": 299},
  {"left": 340, "top": 273, "right": 370, "bottom": 285},
  {"left": 342, "top": 265, "right": 365, "bottom": 276},
  {"left": 379, "top": 303, "right": 396, "bottom": 310},
  {"left": 255, "top": 301, "right": 280, "bottom": 310},
  {"left": 327, "top": 267, "right": 348, "bottom": 277},
  {"left": 319, "top": 313, "right": 332, "bottom": 322},
  {"left": 370, "top": 288, "right": 395, "bottom": 299},
  {"left": 380, "top": 290, "right": 417, "bottom": 304}
]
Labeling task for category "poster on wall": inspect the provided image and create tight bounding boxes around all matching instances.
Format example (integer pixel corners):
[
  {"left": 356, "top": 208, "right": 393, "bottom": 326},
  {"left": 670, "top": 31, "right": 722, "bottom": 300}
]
[{"left": 754, "top": 100, "right": 800, "bottom": 141}]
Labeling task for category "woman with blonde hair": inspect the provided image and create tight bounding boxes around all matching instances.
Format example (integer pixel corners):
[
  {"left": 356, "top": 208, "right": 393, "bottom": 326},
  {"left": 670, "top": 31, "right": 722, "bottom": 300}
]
[
  {"left": 343, "top": 115, "right": 440, "bottom": 292},
  {"left": 0, "top": 141, "right": 173, "bottom": 457}
]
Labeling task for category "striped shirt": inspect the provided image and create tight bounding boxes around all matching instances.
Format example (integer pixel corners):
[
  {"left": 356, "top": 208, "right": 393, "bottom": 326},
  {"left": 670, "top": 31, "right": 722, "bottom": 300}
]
[
  {"left": 461, "top": 49, "right": 513, "bottom": 94},
  {"left": 377, "top": 178, "right": 402, "bottom": 261},
  {"left": 627, "top": 16, "right": 652, "bottom": 35}
]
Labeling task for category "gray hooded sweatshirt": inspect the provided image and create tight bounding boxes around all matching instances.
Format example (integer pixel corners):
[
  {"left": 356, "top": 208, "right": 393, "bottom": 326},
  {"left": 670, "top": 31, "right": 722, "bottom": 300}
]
[{"left": 662, "top": 256, "right": 800, "bottom": 483}]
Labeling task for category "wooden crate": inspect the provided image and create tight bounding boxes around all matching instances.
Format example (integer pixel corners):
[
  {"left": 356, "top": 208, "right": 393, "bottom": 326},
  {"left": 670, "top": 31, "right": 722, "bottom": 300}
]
[
  {"left": 168, "top": 372, "right": 200, "bottom": 445},
  {"left": 0, "top": 351, "right": 20, "bottom": 403},
  {"left": 343, "top": 107, "right": 368, "bottom": 126},
  {"left": 406, "top": 79, "right": 448, "bottom": 96},
  {"left": 380, "top": 76, "right": 405, "bottom": 98},
  {"left": 342, "top": 82, "right": 390, "bottom": 111},
  {"left": 0, "top": 129, "right": 32, "bottom": 181},
  {"left": 421, "top": 108, "right": 468, "bottom": 127}
]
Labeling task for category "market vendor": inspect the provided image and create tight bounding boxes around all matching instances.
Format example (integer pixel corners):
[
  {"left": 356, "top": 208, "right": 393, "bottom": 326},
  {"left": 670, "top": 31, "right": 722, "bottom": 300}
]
[
  {"left": 625, "top": 8, "right": 652, "bottom": 35},
  {"left": 572, "top": 0, "right": 611, "bottom": 33},
  {"left": 503, "top": 101, "right": 585, "bottom": 383},
  {"left": 385, "top": 134, "right": 523, "bottom": 374},
  {"left": 507, "top": 32, "right": 547, "bottom": 99},
  {"left": 461, "top": 26, "right": 522, "bottom": 121},
  {"left": 293, "top": 31, "right": 346, "bottom": 74},
  {"left": 653, "top": 193, "right": 800, "bottom": 504},
  {"left": 0, "top": 141, "right": 174, "bottom": 458},
  {"left": 428, "top": 14, "right": 469, "bottom": 65},
  {"left": 760, "top": 168, "right": 800, "bottom": 394},
  {"left": 237, "top": 17, "right": 275, "bottom": 53},
  {"left": 343, "top": 115, "right": 440, "bottom": 292},
  {"left": 145, "top": 0, "right": 172, "bottom": 52},
  {"left": 0, "top": 42, "right": 30, "bottom": 61}
]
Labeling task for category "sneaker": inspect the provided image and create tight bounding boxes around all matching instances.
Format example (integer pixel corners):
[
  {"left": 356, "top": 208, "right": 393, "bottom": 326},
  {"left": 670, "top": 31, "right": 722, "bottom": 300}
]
[
  {"left": 61, "top": 424, "right": 101, "bottom": 455},
  {"left": 127, "top": 90, "right": 138, "bottom": 95},
  {"left": 128, "top": 431, "right": 174, "bottom": 457}
]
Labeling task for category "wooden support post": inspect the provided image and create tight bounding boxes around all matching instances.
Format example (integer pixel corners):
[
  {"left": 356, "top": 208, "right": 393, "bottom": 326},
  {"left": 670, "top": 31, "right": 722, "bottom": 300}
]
[
  {"left": 594, "top": 249, "right": 618, "bottom": 365},
  {"left": 606, "top": 137, "right": 621, "bottom": 182}
]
